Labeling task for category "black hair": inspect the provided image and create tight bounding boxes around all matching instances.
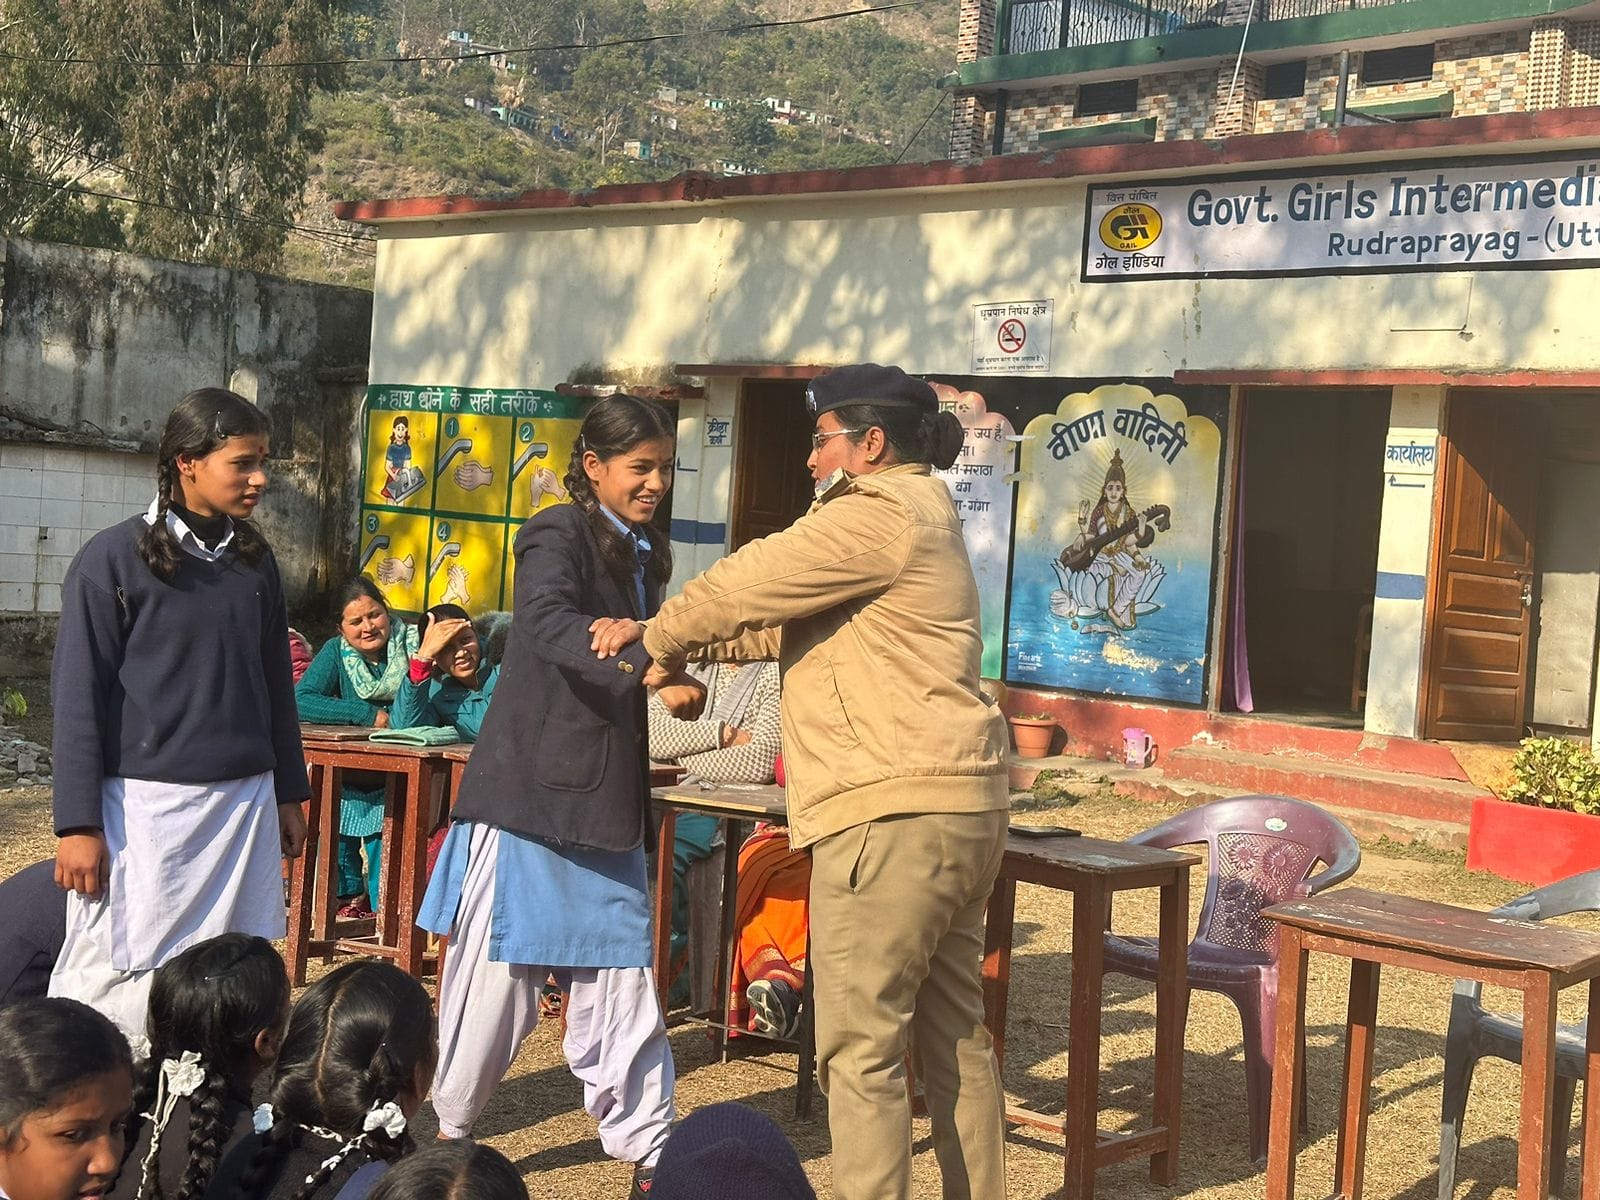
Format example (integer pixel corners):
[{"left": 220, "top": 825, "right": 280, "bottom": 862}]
[
  {"left": 0, "top": 997, "right": 132, "bottom": 1140},
  {"left": 334, "top": 576, "right": 390, "bottom": 621},
  {"left": 137, "top": 388, "right": 273, "bottom": 581},
  {"left": 831, "top": 402, "right": 965, "bottom": 471},
  {"left": 232, "top": 961, "right": 433, "bottom": 1200},
  {"left": 560, "top": 394, "right": 676, "bottom": 605},
  {"left": 366, "top": 1140, "right": 524, "bottom": 1200},
  {"left": 425, "top": 602, "right": 470, "bottom": 626},
  {"left": 120, "top": 935, "right": 289, "bottom": 1200}
]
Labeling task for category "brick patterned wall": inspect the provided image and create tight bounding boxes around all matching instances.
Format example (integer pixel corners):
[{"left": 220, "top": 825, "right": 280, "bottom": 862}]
[
  {"left": 953, "top": 22, "right": 1548, "bottom": 160},
  {"left": 1209, "top": 59, "right": 1266, "bottom": 137},
  {"left": 1254, "top": 30, "right": 1527, "bottom": 134},
  {"left": 956, "top": 0, "right": 993, "bottom": 64},
  {"left": 1567, "top": 21, "right": 1600, "bottom": 106},
  {"left": 997, "top": 67, "right": 1216, "bottom": 154},
  {"left": 1528, "top": 19, "right": 1571, "bottom": 110}
]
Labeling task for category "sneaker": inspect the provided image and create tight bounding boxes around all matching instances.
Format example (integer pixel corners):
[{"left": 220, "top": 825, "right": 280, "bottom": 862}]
[
  {"left": 630, "top": 1164, "right": 655, "bottom": 1198},
  {"left": 337, "top": 896, "right": 375, "bottom": 920},
  {"left": 747, "top": 978, "right": 801, "bottom": 1040}
]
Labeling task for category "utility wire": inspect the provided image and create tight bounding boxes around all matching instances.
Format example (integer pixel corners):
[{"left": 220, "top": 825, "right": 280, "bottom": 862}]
[
  {"left": 0, "top": 169, "right": 376, "bottom": 255},
  {"left": 892, "top": 93, "right": 947, "bottom": 164},
  {"left": 0, "top": 1, "right": 924, "bottom": 71},
  {"left": 0, "top": 112, "right": 371, "bottom": 254}
]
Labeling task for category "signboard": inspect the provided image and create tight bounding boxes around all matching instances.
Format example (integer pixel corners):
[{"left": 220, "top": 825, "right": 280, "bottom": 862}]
[
  {"left": 971, "top": 299, "right": 1053, "bottom": 374},
  {"left": 1005, "top": 384, "right": 1223, "bottom": 704},
  {"left": 931, "top": 383, "right": 1016, "bottom": 678},
  {"left": 358, "top": 384, "right": 588, "bottom": 617},
  {"left": 1084, "top": 154, "right": 1600, "bottom": 280}
]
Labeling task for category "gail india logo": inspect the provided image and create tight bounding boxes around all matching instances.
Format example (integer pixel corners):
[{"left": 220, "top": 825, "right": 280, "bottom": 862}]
[{"left": 1099, "top": 203, "right": 1163, "bottom": 252}]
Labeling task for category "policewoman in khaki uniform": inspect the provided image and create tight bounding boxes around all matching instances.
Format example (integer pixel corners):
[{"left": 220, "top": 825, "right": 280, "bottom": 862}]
[{"left": 602, "top": 363, "right": 1011, "bottom": 1199}]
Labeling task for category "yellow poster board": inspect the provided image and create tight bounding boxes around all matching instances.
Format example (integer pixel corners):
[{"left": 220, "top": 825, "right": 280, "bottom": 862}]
[{"left": 359, "top": 386, "right": 587, "bottom": 617}]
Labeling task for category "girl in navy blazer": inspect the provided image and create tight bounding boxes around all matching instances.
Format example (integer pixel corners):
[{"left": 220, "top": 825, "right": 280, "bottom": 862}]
[{"left": 416, "top": 395, "right": 702, "bottom": 1198}]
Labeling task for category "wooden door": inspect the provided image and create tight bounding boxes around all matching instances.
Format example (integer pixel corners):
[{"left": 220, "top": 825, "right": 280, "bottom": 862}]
[
  {"left": 729, "top": 379, "right": 814, "bottom": 550},
  {"left": 1423, "top": 392, "right": 1540, "bottom": 741}
]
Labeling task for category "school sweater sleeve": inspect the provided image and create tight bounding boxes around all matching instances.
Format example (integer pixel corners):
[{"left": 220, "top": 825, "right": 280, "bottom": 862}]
[
  {"left": 517, "top": 510, "right": 652, "bottom": 695},
  {"left": 259, "top": 553, "right": 310, "bottom": 805},
  {"left": 389, "top": 672, "right": 438, "bottom": 730},
  {"left": 50, "top": 551, "right": 128, "bottom": 833},
  {"left": 295, "top": 640, "right": 381, "bottom": 726}
]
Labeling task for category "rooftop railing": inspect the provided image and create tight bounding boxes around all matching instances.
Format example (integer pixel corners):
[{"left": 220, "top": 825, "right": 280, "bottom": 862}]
[{"left": 1004, "top": 0, "right": 1411, "bottom": 57}]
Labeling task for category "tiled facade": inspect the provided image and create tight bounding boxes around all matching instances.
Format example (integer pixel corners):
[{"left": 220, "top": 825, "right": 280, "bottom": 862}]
[
  {"left": 948, "top": 0, "right": 1597, "bottom": 161},
  {"left": 0, "top": 442, "right": 154, "bottom": 613}
]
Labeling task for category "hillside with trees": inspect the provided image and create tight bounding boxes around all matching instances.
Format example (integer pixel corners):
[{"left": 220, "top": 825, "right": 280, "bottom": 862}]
[{"left": 0, "top": 0, "right": 957, "bottom": 288}]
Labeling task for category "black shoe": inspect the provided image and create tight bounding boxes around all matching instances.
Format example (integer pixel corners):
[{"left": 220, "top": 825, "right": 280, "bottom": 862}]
[
  {"left": 747, "top": 978, "right": 801, "bottom": 1039},
  {"left": 630, "top": 1164, "right": 655, "bottom": 1198}
]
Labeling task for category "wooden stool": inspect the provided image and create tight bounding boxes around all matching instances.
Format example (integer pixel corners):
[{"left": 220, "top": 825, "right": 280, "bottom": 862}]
[{"left": 1264, "top": 887, "right": 1600, "bottom": 1200}]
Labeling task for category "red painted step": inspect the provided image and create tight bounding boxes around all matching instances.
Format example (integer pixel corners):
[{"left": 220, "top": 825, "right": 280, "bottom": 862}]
[{"left": 1159, "top": 745, "right": 1489, "bottom": 826}]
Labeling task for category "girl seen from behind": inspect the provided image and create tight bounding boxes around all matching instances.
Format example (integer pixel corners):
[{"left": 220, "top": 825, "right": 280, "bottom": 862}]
[
  {"left": 113, "top": 933, "right": 290, "bottom": 1200},
  {"left": 294, "top": 578, "right": 420, "bottom": 918},
  {"left": 0, "top": 997, "right": 134, "bottom": 1200},
  {"left": 49, "top": 388, "right": 308, "bottom": 1040},
  {"left": 364, "top": 1141, "right": 524, "bottom": 1200},
  {"left": 211, "top": 960, "right": 436, "bottom": 1200}
]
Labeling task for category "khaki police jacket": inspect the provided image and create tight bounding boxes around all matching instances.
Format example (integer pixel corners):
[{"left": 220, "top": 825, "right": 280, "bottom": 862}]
[{"left": 644, "top": 462, "right": 1009, "bottom": 848}]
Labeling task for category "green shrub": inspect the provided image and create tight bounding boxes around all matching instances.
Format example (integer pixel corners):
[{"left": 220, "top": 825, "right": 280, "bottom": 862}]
[
  {"left": 1, "top": 686, "right": 24, "bottom": 721},
  {"left": 1503, "top": 736, "right": 1600, "bottom": 815}
]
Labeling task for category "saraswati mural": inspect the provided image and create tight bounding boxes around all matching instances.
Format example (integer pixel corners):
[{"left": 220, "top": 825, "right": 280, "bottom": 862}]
[{"left": 1006, "top": 384, "right": 1223, "bottom": 704}]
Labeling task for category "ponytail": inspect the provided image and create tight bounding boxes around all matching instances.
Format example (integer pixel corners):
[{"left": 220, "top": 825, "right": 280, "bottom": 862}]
[{"left": 832, "top": 402, "right": 966, "bottom": 471}]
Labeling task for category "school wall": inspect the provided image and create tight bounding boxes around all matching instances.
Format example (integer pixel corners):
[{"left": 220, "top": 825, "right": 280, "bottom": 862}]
[
  {"left": 360, "top": 143, "right": 1600, "bottom": 731},
  {"left": 0, "top": 236, "right": 374, "bottom": 636}
]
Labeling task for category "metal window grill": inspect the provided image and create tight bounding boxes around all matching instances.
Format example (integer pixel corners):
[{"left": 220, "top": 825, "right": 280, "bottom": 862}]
[{"left": 1006, "top": 0, "right": 1408, "bottom": 56}]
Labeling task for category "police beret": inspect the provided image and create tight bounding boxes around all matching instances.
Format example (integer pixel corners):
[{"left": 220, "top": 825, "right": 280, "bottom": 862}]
[{"left": 806, "top": 363, "right": 937, "bottom": 417}]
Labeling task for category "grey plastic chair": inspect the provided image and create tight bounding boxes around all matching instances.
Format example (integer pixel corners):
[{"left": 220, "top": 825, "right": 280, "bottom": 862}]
[{"left": 1438, "top": 868, "right": 1600, "bottom": 1200}]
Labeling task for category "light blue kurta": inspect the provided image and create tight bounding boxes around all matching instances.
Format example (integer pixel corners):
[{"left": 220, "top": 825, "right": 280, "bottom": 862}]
[{"left": 417, "top": 820, "right": 651, "bottom": 968}]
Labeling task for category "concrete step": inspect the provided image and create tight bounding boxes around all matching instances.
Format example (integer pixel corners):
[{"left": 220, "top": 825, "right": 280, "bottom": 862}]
[
  {"left": 1008, "top": 754, "right": 1471, "bottom": 850},
  {"left": 1159, "top": 744, "right": 1489, "bottom": 826}
]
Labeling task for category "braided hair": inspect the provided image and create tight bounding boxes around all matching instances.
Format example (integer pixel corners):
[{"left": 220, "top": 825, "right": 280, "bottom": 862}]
[
  {"left": 560, "top": 394, "right": 675, "bottom": 604},
  {"left": 122, "top": 934, "right": 289, "bottom": 1200},
  {"left": 232, "top": 961, "right": 434, "bottom": 1200},
  {"left": 137, "top": 388, "right": 273, "bottom": 581}
]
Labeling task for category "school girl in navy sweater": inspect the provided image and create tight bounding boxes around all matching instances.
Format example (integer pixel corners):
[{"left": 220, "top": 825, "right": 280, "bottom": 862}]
[
  {"left": 416, "top": 394, "right": 704, "bottom": 1198},
  {"left": 48, "top": 388, "right": 309, "bottom": 1040}
]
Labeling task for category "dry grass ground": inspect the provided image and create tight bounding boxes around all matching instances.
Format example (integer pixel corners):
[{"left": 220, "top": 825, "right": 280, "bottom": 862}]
[{"left": 0, "top": 780, "right": 1584, "bottom": 1200}]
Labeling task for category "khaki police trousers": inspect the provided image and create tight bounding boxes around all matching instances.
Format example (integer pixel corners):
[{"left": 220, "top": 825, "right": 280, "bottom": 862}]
[{"left": 810, "top": 807, "right": 1009, "bottom": 1200}]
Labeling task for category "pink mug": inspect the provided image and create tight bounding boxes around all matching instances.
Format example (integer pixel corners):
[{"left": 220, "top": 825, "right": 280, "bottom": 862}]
[{"left": 1122, "top": 726, "right": 1156, "bottom": 768}]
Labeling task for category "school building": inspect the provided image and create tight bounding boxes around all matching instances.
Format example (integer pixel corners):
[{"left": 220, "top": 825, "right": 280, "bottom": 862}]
[{"left": 337, "top": 0, "right": 1600, "bottom": 838}]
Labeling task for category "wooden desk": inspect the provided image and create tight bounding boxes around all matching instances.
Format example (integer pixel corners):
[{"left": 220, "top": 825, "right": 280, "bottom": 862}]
[
  {"left": 289, "top": 730, "right": 461, "bottom": 984},
  {"left": 650, "top": 782, "right": 788, "bottom": 1018},
  {"left": 1264, "top": 887, "right": 1600, "bottom": 1200},
  {"left": 982, "top": 831, "right": 1199, "bottom": 1200}
]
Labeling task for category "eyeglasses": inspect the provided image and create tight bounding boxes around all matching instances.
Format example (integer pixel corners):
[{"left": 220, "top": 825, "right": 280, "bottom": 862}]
[{"left": 810, "top": 428, "right": 864, "bottom": 452}]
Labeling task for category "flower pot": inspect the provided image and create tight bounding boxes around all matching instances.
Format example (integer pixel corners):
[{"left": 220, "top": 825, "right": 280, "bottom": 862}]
[
  {"left": 1466, "top": 797, "right": 1600, "bottom": 886},
  {"left": 1008, "top": 716, "right": 1057, "bottom": 759}
]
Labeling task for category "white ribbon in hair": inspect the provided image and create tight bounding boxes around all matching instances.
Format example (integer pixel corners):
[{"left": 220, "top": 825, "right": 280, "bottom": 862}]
[
  {"left": 252, "top": 1103, "right": 275, "bottom": 1134},
  {"left": 133, "top": 1051, "right": 207, "bottom": 1199},
  {"left": 299, "top": 1100, "right": 408, "bottom": 1185}
]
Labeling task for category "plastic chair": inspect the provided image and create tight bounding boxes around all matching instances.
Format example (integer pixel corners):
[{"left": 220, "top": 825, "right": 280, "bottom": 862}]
[
  {"left": 1437, "top": 868, "right": 1600, "bottom": 1200},
  {"left": 1102, "top": 795, "right": 1362, "bottom": 1162}
]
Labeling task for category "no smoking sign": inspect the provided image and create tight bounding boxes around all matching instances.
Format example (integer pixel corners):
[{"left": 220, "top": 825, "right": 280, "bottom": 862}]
[{"left": 972, "top": 299, "right": 1053, "bottom": 375}]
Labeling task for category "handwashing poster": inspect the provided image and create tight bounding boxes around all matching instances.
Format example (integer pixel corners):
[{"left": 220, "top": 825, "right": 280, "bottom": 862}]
[
  {"left": 1004, "top": 383, "right": 1224, "bottom": 704},
  {"left": 359, "top": 385, "right": 587, "bottom": 617}
]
